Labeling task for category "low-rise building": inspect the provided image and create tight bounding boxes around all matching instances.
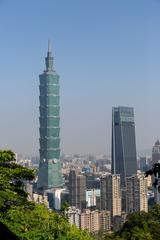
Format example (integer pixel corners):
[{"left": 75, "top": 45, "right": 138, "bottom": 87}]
[
  {"left": 99, "top": 210, "right": 111, "bottom": 232},
  {"left": 86, "top": 189, "right": 100, "bottom": 207},
  {"left": 66, "top": 207, "right": 111, "bottom": 233}
]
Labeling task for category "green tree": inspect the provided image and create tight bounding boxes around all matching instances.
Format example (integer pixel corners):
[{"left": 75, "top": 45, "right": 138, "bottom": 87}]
[
  {"left": 2, "top": 204, "right": 93, "bottom": 240},
  {"left": 61, "top": 201, "right": 70, "bottom": 212},
  {"left": 0, "top": 150, "right": 93, "bottom": 240},
  {"left": 0, "top": 150, "right": 35, "bottom": 212}
]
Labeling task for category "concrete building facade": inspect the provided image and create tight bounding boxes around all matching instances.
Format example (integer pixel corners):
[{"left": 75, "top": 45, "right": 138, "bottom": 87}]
[
  {"left": 67, "top": 207, "right": 111, "bottom": 233},
  {"left": 68, "top": 170, "right": 86, "bottom": 209},
  {"left": 126, "top": 173, "right": 148, "bottom": 213},
  {"left": 100, "top": 174, "right": 121, "bottom": 217}
]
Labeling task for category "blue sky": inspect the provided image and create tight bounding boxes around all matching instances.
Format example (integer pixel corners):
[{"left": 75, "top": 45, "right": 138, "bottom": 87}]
[{"left": 0, "top": 0, "right": 160, "bottom": 156}]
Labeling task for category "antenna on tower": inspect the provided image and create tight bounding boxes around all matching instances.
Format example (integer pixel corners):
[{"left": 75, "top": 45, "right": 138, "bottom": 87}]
[{"left": 48, "top": 39, "right": 52, "bottom": 52}]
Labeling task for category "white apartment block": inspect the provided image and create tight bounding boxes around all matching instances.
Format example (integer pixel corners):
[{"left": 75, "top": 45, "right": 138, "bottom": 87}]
[{"left": 67, "top": 207, "right": 80, "bottom": 228}]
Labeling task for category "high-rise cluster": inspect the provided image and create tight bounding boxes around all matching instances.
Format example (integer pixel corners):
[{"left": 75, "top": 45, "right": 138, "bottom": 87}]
[{"left": 35, "top": 45, "right": 149, "bottom": 233}]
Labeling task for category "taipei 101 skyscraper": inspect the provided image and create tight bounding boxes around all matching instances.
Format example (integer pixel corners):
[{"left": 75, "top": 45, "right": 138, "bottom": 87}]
[{"left": 38, "top": 41, "right": 63, "bottom": 190}]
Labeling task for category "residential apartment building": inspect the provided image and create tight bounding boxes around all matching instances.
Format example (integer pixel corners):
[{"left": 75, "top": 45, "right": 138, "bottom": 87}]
[
  {"left": 100, "top": 174, "right": 121, "bottom": 217},
  {"left": 67, "top": 207, "right": 111, "bottom": 233},
  {"left": 126, "top": 173, "right": 148, "bottom": 213}
]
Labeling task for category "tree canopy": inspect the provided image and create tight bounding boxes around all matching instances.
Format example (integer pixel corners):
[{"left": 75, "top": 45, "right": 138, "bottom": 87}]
[
  {"left": 104, "top": 205, "right": 160, "bottom": 240},
  {"left": 2, "top": 150, "right": 160, "bottom": 240},
  {"left": 0, "top": 150, "right": 35, "bottom": 212},
  {"left": 0, "top": 150, "right": 93, "bottom": 240}
]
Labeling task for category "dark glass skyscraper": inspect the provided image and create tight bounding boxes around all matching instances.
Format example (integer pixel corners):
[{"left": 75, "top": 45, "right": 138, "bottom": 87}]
[
  {"left": 37, "top": 42, "right": 63, "bottom": 190},
  {"left": 111, "top": 106, "right": 137, "bottom": 188},
  {"left": 68, "top": 170, "right": 86, "bottom": 209}
]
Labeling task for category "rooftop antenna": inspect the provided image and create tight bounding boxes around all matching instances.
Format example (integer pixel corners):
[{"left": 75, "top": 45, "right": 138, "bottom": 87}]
[{"left": 48, "top": 39, "right": 52, "bottom": 52}]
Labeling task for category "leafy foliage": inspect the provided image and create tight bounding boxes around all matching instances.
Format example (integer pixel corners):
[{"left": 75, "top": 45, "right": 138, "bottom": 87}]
[
  {"left": 0, "top": 221, "right": 19, "bottom": 240},
  {"left": 0, "top": 150, "right": 93, "bottom": 240},
  {"left": 145, "top": 162, "right": 160, "bottom": 188},
  {"left": 0, "top": 150, "right": 35, "bottom": 212},
  {"left": 1, "top": 204, "right": 92, "bottom": 240},
  {"left": 104, "top": 205, "right": 160, "bottom": 240}
]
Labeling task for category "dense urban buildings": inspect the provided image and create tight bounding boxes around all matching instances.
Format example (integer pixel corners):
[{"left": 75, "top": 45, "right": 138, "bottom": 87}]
[
  {"left": 126, "top": 173, "right": 148, "bottom": 213},
  {"left": 67, "top": 207, "right": 111, "bottom": 233},
  {"left": 111, "top": 106, "right": 137, "bottom": 188},
  {"left": 37, "top": 42, "right": 63, "bottom": 190},
  {"left": 23, "top": 46, "right": 150, "bottom": 232}
]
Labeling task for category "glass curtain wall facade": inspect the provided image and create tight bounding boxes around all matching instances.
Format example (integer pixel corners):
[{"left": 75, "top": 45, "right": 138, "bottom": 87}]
[
  {"left": 111, "top": 106, "right": 137, "bottom": 188},
  {"left": 37, "top": 42, "right": 63, "bottom": 190}
]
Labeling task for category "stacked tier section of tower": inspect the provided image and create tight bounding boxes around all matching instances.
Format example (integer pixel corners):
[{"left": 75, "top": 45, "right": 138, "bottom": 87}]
[{"left": 38, "top": 42, "right": 63, "bottom": 190}]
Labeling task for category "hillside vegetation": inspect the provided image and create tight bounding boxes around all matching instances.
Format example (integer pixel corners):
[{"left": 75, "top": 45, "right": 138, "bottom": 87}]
[
  {"left": 104, "top": 205, "right": 160, "bottom": 240},
  {"left": 0, "top": 150, "right": 92, "bottom": 240},
  {"left": 1, "top": 150, "right": 160, "bottom": 240}
]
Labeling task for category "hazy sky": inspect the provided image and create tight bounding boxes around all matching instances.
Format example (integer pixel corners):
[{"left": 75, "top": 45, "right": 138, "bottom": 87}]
[{"left": 0, "top": 0, "right": 160, "bottom": 156}]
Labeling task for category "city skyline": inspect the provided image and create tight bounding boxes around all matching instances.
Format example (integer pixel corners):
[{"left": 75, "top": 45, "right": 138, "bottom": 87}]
[{"left": 0, "top": 1, "right": 160, "bottom": 155}]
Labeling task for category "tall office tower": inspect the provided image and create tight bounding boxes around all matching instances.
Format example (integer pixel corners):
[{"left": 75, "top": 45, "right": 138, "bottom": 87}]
[
  {"left": 77, "top": 175, "right": 86, "bottom": 209},
  {"left": 100, "top": 176, "right": 107, "bottom": 210},
  {"left": 112, "top": 106, "right": 137, "bottom": 188},
  {"left": 100, "top": 174, "right": 121, "bottom": 217},
  {"left": 37, "top": 42, "right": 63, "bottom": 190},
  {"left": 152, "top": 140, "right": 160, "bottom": 165},
  {"left": 69, "top": 170, "right": 86, "bottom": 209},
  {"left": 126, "top": 173, "right": 148, "bottom": 213},
  {"left": 68, "top": 170, "right": 77, "bottom": 207}
]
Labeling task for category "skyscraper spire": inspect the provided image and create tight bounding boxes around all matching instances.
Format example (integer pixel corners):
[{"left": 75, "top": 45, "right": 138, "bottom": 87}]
[
  {"left": 45, "top": 40, "right": 54, "bottom": 71},
  {"left": 48, "top": 39, "right": 51, "bottom": 53}
]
